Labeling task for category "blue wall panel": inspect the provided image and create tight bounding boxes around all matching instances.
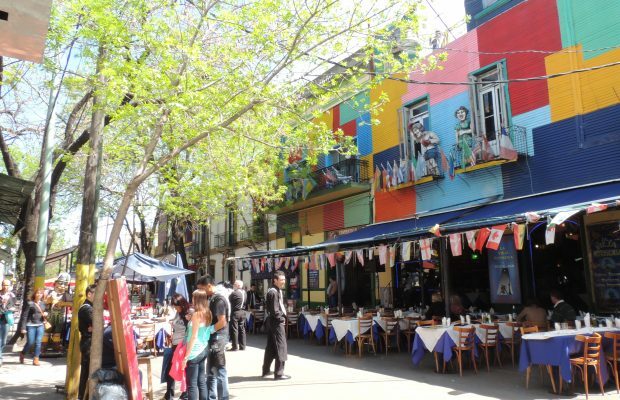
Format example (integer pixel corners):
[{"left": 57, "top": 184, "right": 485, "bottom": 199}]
[
  {"left": 502, "top": 103, "right": 620, "bottom": 198},
  {"left": 357, "top": 112, "right": 373, "bottom": 156},
  {"left": 512, "top": 105, "right": 551, "bottom": 156},
  {"left": 373, "top": 145, "right": 400, "bottom": 170}
]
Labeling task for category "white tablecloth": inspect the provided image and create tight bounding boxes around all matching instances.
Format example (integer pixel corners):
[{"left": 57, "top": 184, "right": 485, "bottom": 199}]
[
  {"left": 331, "top": 318, "right": 372, "bottom": 341},
  {"left": 373, "top": 316, "right": 410, "bottom": 332},
  {"left": 302, "top": 312, "right": 326, "bottom": 332},
  {"left": 523, "top": 327, "right": 620, "bottom": 340},
  {"left": 415, "top": 326, "right": 461, "bottom": 351}
]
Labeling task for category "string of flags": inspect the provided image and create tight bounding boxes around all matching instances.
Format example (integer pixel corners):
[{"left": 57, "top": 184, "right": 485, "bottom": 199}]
[{"left": 235, "top": 201, "right": 615, "bottom": 271}]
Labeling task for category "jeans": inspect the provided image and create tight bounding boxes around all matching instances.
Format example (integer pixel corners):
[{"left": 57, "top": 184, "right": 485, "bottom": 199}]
[
  {"left": 22, "top": 324, "right": 44, "bottom": 358},
  {"left": 0, "top": 322, "right": 8, "bottom": 361},
  {"left": 185, "top": 347, "right": 208, "bottom": 400},
  {"left": 206, "top": 364, "right": 228, "bottom": 400}
]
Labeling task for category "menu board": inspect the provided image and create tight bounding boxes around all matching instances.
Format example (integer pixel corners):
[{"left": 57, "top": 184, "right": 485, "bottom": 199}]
[
  {"left": 586, "top": 221, "right": 620, "bottom": 312},
  {"left": 308, "top": 269, "right": 320, "bottom": 289},
  {"left": 488, "top": 236, "right": 521, "bottom": 304}
]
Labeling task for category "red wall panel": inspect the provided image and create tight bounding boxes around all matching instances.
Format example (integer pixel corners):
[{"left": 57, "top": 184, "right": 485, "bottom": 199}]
[
  {"left": 332, "top": 104, "right": 340, "bottom": 132},
  {"left": 339, "top": 119, "right": 357, "bottom": 137},
  {"left": 374, "top": 186, "right": 416, "bottom": 223},
  {"left": 323, "top": 200, "right": 344, "bottom": 231},
  {"left": 476, "top": 0, "right": 562, "bottom": 116}
]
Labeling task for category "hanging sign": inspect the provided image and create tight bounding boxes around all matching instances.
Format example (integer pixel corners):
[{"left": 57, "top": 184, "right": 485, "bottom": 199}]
[{"left": 488, "top": 236, "right": 521, "bottom": 304}]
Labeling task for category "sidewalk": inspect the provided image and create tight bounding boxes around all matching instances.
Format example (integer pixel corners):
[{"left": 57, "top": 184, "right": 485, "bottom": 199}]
[{"left": 1, "top": 334, "right": 615, "bottom": 399}]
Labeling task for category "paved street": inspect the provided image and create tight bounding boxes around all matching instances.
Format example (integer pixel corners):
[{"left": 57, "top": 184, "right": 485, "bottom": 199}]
[{"left": 1, "top": 333, "right": 617, "bottom": 399}]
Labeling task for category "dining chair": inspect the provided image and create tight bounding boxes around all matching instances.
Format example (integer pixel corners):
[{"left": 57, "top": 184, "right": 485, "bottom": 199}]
[
  {"left": 401, "top": 317, "right": 418, "bottom": 354},
  {"left": 252, "top": 310, "right": 266, "bottom": 334},
  {"left": 417, "top": 319, "right": 436, "bottom": 327},
  {"left": 604, "top": 331, "right": 620, "bottom": 394},
  {"left": 478, "top": 324, "right": 502, "bottom": 372},
  {"left": 450, "top": 325, "right": 477, "bottom": 377},
  {"left": 379, "top": 317, "right": 400, "bottom": 355},
  {"left": 324, "top": 312, "right": 339, "bottom": 346},
  {"left": 502, "top": 321, "right": 522, "bottom": 367},
  {"left": 286, "top": 312, "right": 300, "bottom": 339},
  {"left": 136, "top": 324, "right": 156, "bottom": 356},
  {"left": 520, "top": 325, "right": 550, "bottom": 390},
  {"left": 356, "top": 315, "right": 376, "bottom": 357},
  {"left": 565, "top": 333, "right": 604, "bottom": 399}
]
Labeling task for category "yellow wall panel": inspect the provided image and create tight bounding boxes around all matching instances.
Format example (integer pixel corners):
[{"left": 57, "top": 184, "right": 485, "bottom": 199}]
[
  {"left": 301, "top": 233, "right": 325, "bottom": 246},
  {"left": 276, "top": 237, "right": 286, "bottom": 250},
  {"left": 310, "top": 290, "right": 326, "bottom": 303},
  {"left": 370, "top": 75, "right": 408, "bottom": 154},
  {"left": 377, "top": 269, "right": 391, "bottom": 288},
  {"left": 546, "top": 45, "right": 620, "bottom": 122},
  {"left": 313, "top": 108, "right": 334, "bottom": 131}
]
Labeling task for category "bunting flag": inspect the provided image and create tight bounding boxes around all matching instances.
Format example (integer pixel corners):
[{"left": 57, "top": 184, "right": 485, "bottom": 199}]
[
  {"left": 549, "top": 209, "right": 580, "bottom": 228},
  {"left": 499, "top": 129, "right": 518, "bottom": 161},
  {"left": 409, "top": 159, "right": 416, "bottom": 182},
  {"left": 386, "top": 163, "right": 394, "bottom": 189},
  {"left": 368, "top": 247, "right": 374, "bottom": 260},
  {"left": 302, "top": 178, "right": 317, "bottom": 200},
  {"left": 429, "top": 223, "right": 441, "bottom": 237},
  {"left": 252, "top": 258, "right": 259, "bottom": 272},
  {"left": 545, "top": 225, "right": 556, "bottom": 245},
  {"left": 400, "top": 159, "right": 410, "bottom": 184},
  {"left": 525, "top": 212, "right": 541, "bottom": 223},
  {"left": 401, "top": 241, "right": 412, "bottom": 261},
  {"left": 440, "top": 149, "right": 449, "bottom": 177},
  {"left": 420, "top": 238, "right": 432, "bottom": 261},
  {"left": 260, "top": 258, "right": 265, "bottom": 271},
  {"left": 378, "top": 245, "right": 388, "bottom": 266},
  {"left": 274, "top": 257, "right": 281, "bottom": 269},
  {"left": 356, "top": 249, "right": 365, "bottom": 266},
  {"left": 586, "top": 203, "right": 608, "bottom": 214},
  {"left": 284, "top": 257, "right": 291, "bottom": 270},
  {"left": 326, "top": 253, "right": 336, "bottom": 268},
  {"left": 449, "top": 233, "right": 462, "bottom": 256},
  {"left": 391, "top": 244, "right": 398, "bottom": 267},
  {"left": 344, "top": 251, "right": 353, "bottom": 265},
  {"left": 465, "top": 230, "right": 477, "bottom": 251},
  {"left": 512, "top": 223, "right": 526, "bottom": 250},
  {"left": 486, "top": 224, "right": 507, "bottom": 250},
  {"left": 381, "top": 164, "right": 389, "bottom": 191},
  {"left": 475, "top": 228, "right": 491, "bottom": 251},
  {"left": 309, "top": 254, "right": 316, "bottom": 270},
  {"left": 319, "top": 254, "right": 325, "bottom": 270},
  {"left": 393, "top": 160, "right": 401, "bottom": 186},
  {"left": 292, "top": 256, "right": 299, "bottom": 271}
]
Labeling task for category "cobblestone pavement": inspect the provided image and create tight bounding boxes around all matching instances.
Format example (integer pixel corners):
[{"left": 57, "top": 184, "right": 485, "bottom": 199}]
[{"left": 0, "top": 334, "right": 615, "bottom": 399}]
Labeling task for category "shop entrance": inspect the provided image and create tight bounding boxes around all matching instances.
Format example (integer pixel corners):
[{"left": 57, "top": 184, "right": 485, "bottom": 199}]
[{"left": 341, "top": 261, "right": 373, "bottom": 307}]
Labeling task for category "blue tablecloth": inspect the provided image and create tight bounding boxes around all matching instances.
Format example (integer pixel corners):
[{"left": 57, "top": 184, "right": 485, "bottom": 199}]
[
  {"left": 519, "top": 331, "right": 612, "bottom": 384},
  {"left": 299, "top": 313, "right": 325, "bottom": 340},
  {"left": 411, "top": 330, "right": 457, "bottom": 365}
]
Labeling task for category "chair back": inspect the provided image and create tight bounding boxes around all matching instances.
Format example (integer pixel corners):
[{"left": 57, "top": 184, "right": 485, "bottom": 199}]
[
  {"left": 358, "top": 315, "right": 373, "bottom": 337},
  {"left": 253, "top": 310, "right": 265, "bottom": 321},
  {"left": 454, "top": 325, "right": 475, "bottom": 348},
  {"left": 404, "top": 317, "right": 417, "bottom": 331},
  {"left": 576, "top": 333, "right": 602, "bottom": 361},
  {"left": 505, "top": 321, "right": 522, "bottom": 340},
  {"left": 604, "top": 331, "right": 620, "bottom": 362},
  {"left": 417, "top": 319, "right": 436, "bottom": 327},
  {"left": 287, "top": 312, "right": 299, "bottom": 324},
  {"left": 326, "top": 312, "right": 339, "bottom": 328},
  {"left": 520, "top": 325, "right": 538, "bottom": 335},
  {"left": 383, "top": 317, "right": 398, "bottom": 333},
  {"left": 480, "top": 324, "right": 499, "bottom": 345},
  {"left": 137, "top": 323, "right": 155, "bottom": 338}
]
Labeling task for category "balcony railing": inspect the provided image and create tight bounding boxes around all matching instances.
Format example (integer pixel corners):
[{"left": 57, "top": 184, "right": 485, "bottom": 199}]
[
  {"left": 285, "top": 158, "right": 370, "bottom": 202},
  {"left": 213, "top": 233, "right": 236, "bottom": 248},
  {"left": 238, "top": 224, "right": 265, "bottom": 242},
  {"left": 448, "top": 125, "right": 527, "bottom": 171}
]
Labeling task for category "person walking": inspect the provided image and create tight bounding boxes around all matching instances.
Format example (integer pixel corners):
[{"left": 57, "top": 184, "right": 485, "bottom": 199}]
[
  {"left": 229, "top": 280, "right": 246, "bottom": 351},
  {"left": 262, "top": 270, "right": 289, "bottom": 380},
  {"left": 183, "top": 290, "right": 214, "bottom": 400},
  {"left": 78, "top": 284, "right": 96, "bottom": 400},
  {"left": 197, "top": 275, "right": 229, "bottom": 400},
  {"left": 0, "top": 279, "right": 16, "bottom": 367},
  {"left": 19, "top": 288, "right": 47, "bottom": 366},
  {"left": 163, "top": 293, "right": 190, "bottom": 400}
]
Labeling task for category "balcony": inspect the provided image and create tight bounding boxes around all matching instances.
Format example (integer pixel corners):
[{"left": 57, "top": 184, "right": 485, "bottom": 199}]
[
  {"left": 448, "top": 125, "right": 527, "bottom": 173},
  {"left": 238, "top": 224, "right": 266, "bottom": 242},
  {"left": 277, "top": 158, "right": 371, "bottom": 213},
  {"left": 213, "top": 233, "right": 236, "bottom": 249}
]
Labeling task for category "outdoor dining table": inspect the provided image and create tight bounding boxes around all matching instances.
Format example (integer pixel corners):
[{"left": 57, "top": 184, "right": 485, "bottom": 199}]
[
  {"left": 328, "top": 317, "right": 371, "bottom": 345},
  {"left": 519, "top": 327, "right": 620, "bottom": 393},
  {"left": 300, "top": 312, "right": 327, "bottom": 340}
]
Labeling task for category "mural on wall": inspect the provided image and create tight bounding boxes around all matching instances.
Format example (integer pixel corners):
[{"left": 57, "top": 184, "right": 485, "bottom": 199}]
[{"left": 409, "top": 121, "right": 443, "bottom": 178}]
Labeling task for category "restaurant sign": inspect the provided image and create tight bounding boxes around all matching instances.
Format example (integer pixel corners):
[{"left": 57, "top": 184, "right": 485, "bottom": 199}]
[
  {"left": 586, "top": 220, "right": 620, "bottom": 312},
  {"left": 488, "top": 236, "right": 521, "bottom": 304}
]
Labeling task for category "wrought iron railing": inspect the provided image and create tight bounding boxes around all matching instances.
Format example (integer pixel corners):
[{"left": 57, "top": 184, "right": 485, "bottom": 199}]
[
  {"left": 285, "top": 158, "right": 370, "bottom": 202},
  {"left": 213, "top": 233, "right": 236, "bottom": 248},
  {"left": 447, "top": 125, "right": 527, "bottom": 171},
  {"left": 238, "top": 224, "right": 265, "bottom": 242}
]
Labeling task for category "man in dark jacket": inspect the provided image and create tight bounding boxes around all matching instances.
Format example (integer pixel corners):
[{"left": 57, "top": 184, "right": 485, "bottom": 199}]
[
  {"left": 229, "top": 280, "right": 246, "bottom": 351},
  {"left": 550, "top": 289, "right": 576, "bottom": 323},
  {"left": 262, "top": 270, "right": 289, "bottom": 380},
  {"left": 78, "top": 284, "right": 96, "bottom": 400}
]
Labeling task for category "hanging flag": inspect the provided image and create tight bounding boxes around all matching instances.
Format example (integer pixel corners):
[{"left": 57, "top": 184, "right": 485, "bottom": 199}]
[
  {"left": 393, "top": 160, "right": 401, "bottom": 186},
  {"left": 545, "top": 225, "right": 556, "bottom": 245},
  {"left": 401, "top": 241, "right": 411, "bottom": 261},
  {"left": 252, "top": 258, "right": 259, "bottom": 273},
  {"left": 525, "top": 212, "right": 541, "bottom": 223},
  {"left": 486, "top": 224, "right": 507, "bottom": 250},
  {"left": 586, "top": 203, "right": 608, "bottom": 214},
  {"left": 449, "top": 233, "right": 462, "bottom": 256},
  {"left": 420, "top": 238, "right": 432, "bottom": 261},
  {"left": 465, "top": 230, "right": 477, "bottom": 251},
  {"left": 409, "top": 159, "right": 416, "bottom": 182},
  {"left": 399, "top": 159, "right": 410, "bottom": 184},
  {"left": 302, "top": 178, "right": 317, "bottom": 200},
  {"left": 475, "top": 228, "right": 491, "bottom": 251},
  {"left": 498, "top": 128, "right": 518, "bottom": 161},
  {"left": 326, "top": 253, "right": 336, "bottom": 268},
  {"left": 309, "top": 253, "right": 316, "bottom": 270},
  {"left": 355, "top": 249, "right": 365, "bottom": 266},
  {"left": 429, "top": 223, "right": 441, "bottom": 237},
  {"left": 381, "top": 164, "right": 390, "bottom": 191},
  {"left": 292, "top": 256, "right": 299, "bottom": 271},
  {"left": 367, "top": 247, "right": 375, "bottom": 260},
  {"left": 319, "top": 254, "right": 325, "bottom": 270},
  {"left": 378, "top": 245, "right": 388, "bottom": 265},
  {"left": 512, "top": 223, "right": 526, "bottom": 250},
  {"left": 415, "top": 151, "right": 426, "bottom": 178},
  {"left": 344, "top": 251, "right": 353, "bottom": 265},
  {"left": 284, "top": 257, "right": 291, "bottom": 270},
  {"left": 549, "top": 209, "right": 580, "bottom": 227}
]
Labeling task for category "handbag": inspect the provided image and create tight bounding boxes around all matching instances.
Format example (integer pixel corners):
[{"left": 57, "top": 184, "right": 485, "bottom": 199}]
[
  {"left": 168, "top": 342, "right": 187, "bottom": 392},
  {"left": 33, "top": 302, "right": 52, "bottom": 331}
]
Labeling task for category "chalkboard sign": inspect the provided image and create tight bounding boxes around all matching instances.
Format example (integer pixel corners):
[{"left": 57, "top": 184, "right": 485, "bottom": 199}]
[
  {"left": 587, "top": 221, "right": 620, "bottom": 312},
  {"left": 308, "top": 270, "right": 319, "bottom": 289},
  {"left": 488, "top": 236, "right": 521, "bottom": 304}
]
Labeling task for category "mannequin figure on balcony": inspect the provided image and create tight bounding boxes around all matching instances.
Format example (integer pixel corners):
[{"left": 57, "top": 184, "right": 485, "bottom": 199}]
[
  {"left": 410, "top": 122, "right": 442, "bottom": 177},
  {"left": 454, "top": 106, "right": 477, "bottom": 166}
]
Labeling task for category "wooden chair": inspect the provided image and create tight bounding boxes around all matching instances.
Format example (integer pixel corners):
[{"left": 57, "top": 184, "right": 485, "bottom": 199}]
[
  {"left": 379, "top": 317, "right": 400, "bottom": 354},
  {"left": 417, "top": 319, "right": 436, "bottom": 327},
  {"left": 136, "top": 324, "right": 156, "bottom": 356},
  {"left": 450, "top": 326, "right": 477, "bottom": 377},
  {"left": 286, "top": 312, "right": 300, "bottom": 339},
  {"left": 604, "top": 331, "right": 620, "bottom": 394},
  {"left": 324, "top": 312, "right": 339, "bottom": 346},
  {"left": 520, "top": 325, "right": 551, "bottom": 390},
  {"left": 478, "top": 324, "right": 502, "bottom": 372},
  {"left": 502, "top": 321, "right": 522, "bottom": 367},
  {"left": 355, "top": 315, "right": 376, "bottom": 357},
  {"left": 401, "top": 317, "right": 418, "bottom": 354},
  {"left": 565, "top": 333, "right": 604, "bottom": 399},
  {"left": 252, "top": 310, "right": 265, "bottom": 334}
]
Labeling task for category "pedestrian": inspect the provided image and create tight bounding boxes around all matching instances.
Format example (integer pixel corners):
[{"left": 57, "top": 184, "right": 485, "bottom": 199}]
[
  {"left": 19, "top": 288, "right": 47, "bottom": 366},
  {"left": 229, "top": 280, "right": 246, "bottom": 351},
  {"left": 0, "top": 279, "right": 16, "bottom": 367},
  {"left": 262, "top": 270, "right": 290, "bottom": 380},
  {"left": 78, "top": 284, "right": 96, "bottom": 400},
  {"left": 163, "top": 293, "right": 190, "bottom": 400},
  {"left": 183, "top": 290, "right": 214, "bottom": 400},
  {"left": 197, "top": 275, "right": 229, "bottom": 400}
]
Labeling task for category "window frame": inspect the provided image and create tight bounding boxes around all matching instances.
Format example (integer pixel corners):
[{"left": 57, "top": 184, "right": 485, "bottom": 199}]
[{"left": 399, "top": 95, "right": 430, "bottom": 162}]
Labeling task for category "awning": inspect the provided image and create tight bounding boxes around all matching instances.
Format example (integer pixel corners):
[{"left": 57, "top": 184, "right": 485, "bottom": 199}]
[
  {"left": 0, "top": 173, "right": 35, "bottom": 229},
  {"left": 97, "top": 252, "right": 195, "bottom": 283}
]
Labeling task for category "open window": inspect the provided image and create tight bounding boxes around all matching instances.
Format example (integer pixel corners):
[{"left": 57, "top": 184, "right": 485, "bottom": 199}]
[{"left": 400, "top": 97, "right": 429, "bottom": 162}]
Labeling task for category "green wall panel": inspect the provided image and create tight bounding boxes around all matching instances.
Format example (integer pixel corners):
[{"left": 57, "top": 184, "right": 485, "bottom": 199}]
[
  {"left": 557, "top": 0, "right": 620, "bottom": 60},
  {"left": 339, "top": 91, "right": 370, "bottom": 125},
  {"left": 343, "top": 193, "right": 371, "bottom": 228}
]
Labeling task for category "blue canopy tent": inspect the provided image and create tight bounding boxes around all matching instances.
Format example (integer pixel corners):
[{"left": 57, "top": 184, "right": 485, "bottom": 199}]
[
  {"left": 156, "top": 253, "right": 190, "bottom": 302},
  {"left": 98, "top": 252, "right": 194, "bottom": 285}
]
